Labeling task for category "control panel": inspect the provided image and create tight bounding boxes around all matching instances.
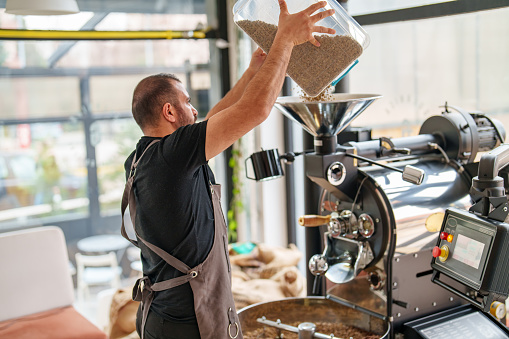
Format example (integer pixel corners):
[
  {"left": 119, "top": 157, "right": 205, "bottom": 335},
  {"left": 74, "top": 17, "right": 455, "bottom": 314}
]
[{"left": 431, "top": 207, "right": 509, "bottom": 311}]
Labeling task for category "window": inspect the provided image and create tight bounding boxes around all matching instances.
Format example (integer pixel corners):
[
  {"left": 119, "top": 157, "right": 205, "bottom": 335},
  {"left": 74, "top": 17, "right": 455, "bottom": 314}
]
[
  {"left": 90, "top": 75, "right": 148, "bottom": 115},
  {"left": 0, "top": 77, "right": 81, "bottom": 119},
  {"left": 0, "top": 7, "right": 224, "bottom": 238},
  {"left": 0, "top": 122, "right": 88, "bottom": 230},
  {"left": 95, "top": 119, "right": 142, "bottom": 216},
  {"left": 349, "top": 7, "right": 509, "bottom": 139}
]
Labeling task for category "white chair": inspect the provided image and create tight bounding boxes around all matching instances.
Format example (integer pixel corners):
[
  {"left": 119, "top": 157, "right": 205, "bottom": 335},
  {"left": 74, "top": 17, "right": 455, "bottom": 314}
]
[
  {"left": 75, "top": 251, "right": 122, "bottom": 303},
  {"left": 126, "top": 246, "right": 141, "bottom": 262},
  {"left": 130, "top": 260, "right": 143, "bottom": 278},
  {"left": 0, "top": 226, "right": 107, "bottom": 338},
  {"left": 126, "top": 246, "right": 143, "bottom": 277}
]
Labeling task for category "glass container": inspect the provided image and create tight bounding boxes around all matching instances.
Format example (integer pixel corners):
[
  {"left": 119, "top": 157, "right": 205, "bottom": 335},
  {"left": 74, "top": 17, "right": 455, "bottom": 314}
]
[{"left": 233, "top": 0, "right": 370, "bottom": 97}]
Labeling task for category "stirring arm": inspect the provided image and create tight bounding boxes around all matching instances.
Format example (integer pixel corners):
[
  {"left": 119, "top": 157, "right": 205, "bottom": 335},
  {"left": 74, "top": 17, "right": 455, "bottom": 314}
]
[{"left": 345, "top": 153, "right": 425, "bottom": 185}]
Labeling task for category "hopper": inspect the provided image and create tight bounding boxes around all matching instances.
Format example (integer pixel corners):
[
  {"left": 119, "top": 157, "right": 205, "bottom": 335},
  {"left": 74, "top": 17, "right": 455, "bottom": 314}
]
[{"left": 274, "top": 93, "right": 381, "bottom": 138}]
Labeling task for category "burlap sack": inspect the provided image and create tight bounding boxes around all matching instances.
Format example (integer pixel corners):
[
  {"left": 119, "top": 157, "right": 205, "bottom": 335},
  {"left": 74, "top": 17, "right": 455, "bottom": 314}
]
[
  {"left": 257, "top": 243, "right": 302, "bottom": 267},
  {"left": 108, "top": 288, "right": 140, "bottom": 339},
  {"left": 229, "top": 246, "right": 263, "bottom": 268},
  {"left": 269, "top": 266, "right": 305, "bottom": 298},
  {"left": 230, "top": 243, "right": 307, "bottom": 311},
  {"left": 232, "top": 273, "right": 287, "bottom": 310},
  {"left": 232, "top": 266, "right": 306, "bottom": 310}
]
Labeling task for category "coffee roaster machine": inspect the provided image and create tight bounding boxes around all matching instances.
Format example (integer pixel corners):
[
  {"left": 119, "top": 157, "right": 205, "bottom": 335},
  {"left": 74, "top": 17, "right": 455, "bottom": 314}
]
[{"left": 241, "top": 93, "right": 509, "bottom": 338}]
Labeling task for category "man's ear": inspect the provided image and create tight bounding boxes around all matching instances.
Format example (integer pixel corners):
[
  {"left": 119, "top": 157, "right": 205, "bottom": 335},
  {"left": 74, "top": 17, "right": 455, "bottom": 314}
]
[{"left": 162, "top": 102, "right": 177, "bottom": 123}]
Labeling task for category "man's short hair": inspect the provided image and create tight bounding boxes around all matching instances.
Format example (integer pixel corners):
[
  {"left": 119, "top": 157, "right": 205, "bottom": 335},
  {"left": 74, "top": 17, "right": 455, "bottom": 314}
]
[{"left": 131, "top": 73, "right": 181, "bottom": 130}]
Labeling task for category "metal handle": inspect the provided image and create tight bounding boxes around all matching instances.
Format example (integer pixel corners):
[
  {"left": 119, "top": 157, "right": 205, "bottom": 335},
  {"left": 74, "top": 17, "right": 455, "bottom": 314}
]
[
  {"left": 402, "top": 165, "right": 425, "bottom": 185},
  {"left": 477, "top": 143, "right": 509, "bottom": 181},
  {"left": 244, "top": 157, "right": 256, "bottom": 180}
]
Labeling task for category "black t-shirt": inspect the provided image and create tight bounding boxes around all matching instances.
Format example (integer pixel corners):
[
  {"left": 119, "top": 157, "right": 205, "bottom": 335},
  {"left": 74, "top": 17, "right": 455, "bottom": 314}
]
[{"left": 124, "top": 120, "right": 215, "bottom": 322}]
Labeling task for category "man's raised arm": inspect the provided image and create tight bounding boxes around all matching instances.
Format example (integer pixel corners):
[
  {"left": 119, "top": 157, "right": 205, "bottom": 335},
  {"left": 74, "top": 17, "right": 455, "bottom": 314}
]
[
  {"left": 204, "top": 0, "right": 335, "bottom": 161},
  {"left": 205, "top": 48, "right": 266, "bottom": 120}
]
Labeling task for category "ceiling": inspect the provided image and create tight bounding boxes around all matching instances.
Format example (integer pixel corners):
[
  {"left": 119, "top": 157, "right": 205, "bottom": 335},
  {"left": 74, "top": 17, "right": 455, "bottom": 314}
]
[{"left": 0, "top": 0, "right": 208, "bottom": 14}]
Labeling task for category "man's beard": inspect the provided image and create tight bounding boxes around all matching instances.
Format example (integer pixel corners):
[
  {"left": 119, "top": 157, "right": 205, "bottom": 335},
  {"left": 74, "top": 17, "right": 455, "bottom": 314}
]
[{"left": 176, "top": 109, "right": 196, "bottom": 128}]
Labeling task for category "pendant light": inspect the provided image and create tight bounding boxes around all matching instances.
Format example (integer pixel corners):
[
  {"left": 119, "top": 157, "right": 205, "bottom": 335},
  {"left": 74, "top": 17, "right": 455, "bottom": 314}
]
[{"left": 5, "top": 0, "right": 80, "bottom": 15}]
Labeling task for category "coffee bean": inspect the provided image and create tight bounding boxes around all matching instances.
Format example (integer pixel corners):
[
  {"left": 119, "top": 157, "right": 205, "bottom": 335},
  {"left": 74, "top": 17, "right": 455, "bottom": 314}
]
[{"left": 237, "top": 20, "right": 363, "bottom": 97}]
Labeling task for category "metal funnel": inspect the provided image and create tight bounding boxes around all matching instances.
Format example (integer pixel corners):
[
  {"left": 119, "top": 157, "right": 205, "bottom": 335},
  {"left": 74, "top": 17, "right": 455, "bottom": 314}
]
[{"left": 274, "top": 94, "right": 381, "bottom": 137}]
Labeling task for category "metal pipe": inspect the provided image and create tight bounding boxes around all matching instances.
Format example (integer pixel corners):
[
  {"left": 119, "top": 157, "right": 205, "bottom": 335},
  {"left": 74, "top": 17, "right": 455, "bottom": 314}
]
[
  {"left": 80, "top": 76, "right": 99, "bottom": 236},
  {"left": 345, "top": 153, "right": 404, "bottom": 173},
  {"left": 304, "top": 132, "right": 324, "bottom": 296},
  {"left": 283, "top": 78, "right": 297, "bottom": 245},
  {"left": 0, "top": 29, "right": 208, "bottom": 40},
  {"left": 349, "top": 134, "right": 442, "bottom": 159}
]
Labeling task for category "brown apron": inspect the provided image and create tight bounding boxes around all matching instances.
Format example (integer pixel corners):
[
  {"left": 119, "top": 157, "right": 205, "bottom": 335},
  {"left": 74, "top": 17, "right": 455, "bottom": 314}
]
[{"left": 121, "top": 140, "right": 243, "bottom": 339}]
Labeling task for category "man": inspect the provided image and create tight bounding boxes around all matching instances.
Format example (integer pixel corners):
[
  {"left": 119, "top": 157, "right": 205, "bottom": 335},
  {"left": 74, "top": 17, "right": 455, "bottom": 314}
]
[{"left": 121, "top": 1, "right": 336, "bottom": 338}]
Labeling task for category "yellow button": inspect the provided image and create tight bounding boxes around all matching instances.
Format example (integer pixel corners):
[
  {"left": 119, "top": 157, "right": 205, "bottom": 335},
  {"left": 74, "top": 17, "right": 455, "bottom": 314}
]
[
  {"left": 439, "top": 245, "right": 449, "bottom": 262},
  {"left": 447, "top": 234, "right": 454, "bottom": 243},
  {"left": 490, "top": 301, "right": 506, "bottom": 320}
]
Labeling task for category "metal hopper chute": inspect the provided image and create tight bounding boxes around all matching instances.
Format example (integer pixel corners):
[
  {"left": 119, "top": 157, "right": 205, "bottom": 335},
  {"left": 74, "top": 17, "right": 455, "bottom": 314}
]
[{"left": 274, "top": 93, "right": 381, "bottom": 154}]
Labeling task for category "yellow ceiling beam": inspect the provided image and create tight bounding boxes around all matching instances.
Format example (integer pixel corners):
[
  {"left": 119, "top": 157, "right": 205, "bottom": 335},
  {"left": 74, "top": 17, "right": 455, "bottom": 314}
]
[{"left": 0, "top": 29, "right": 208, "bottom": 40}]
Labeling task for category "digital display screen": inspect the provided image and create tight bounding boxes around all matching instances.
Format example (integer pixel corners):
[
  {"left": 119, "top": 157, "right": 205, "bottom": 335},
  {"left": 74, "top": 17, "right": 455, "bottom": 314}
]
[{"left": 452, "top": 234, "right": 485, "bottom": 269}]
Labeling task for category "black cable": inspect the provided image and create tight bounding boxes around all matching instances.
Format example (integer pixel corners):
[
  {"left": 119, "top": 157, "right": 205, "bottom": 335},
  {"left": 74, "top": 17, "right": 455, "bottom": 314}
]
[{"left": 351, "top": 177, "right": 368, "bottom": 212}]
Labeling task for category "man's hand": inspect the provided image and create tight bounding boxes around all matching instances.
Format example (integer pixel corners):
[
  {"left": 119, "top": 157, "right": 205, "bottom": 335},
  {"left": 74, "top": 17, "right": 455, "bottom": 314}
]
[
  {"left": 277, "top": 0, "right": 336, "bottom": 47},
  {"left": 248, "top": 47, "right": 267, "bottom": 73}
]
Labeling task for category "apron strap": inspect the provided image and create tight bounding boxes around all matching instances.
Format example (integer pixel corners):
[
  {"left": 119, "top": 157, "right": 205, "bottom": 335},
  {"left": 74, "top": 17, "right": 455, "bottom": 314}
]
[
  {"left": 133, "top": 269, "right": 201, "bottom": 339},
  {"left": 137, "top": 236, "right": 192, "bottom": 273},
  {"left": 228, "top": 307, "right": 240, "bottom": 339},
  {"left": 120, "top": 139, "right": 192, "bottom": 274},
  {"left": 121, "top": 139, "right": 160, "bottom": 247},
  {"left": 132, "top": 276, "right": 153, "bottom": 339},
  {"left": 120, "top": 139, "right": 192, "bottom": 273}
]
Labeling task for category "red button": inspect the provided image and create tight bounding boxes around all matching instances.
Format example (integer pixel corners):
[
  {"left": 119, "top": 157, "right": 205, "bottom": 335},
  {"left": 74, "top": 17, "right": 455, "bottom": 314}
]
[
  {"left": 440, "top": 232, "right": 449, "bottom": 240},
  {"left": 432, "top": 246, "right": 442, "bottom": 258}
]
